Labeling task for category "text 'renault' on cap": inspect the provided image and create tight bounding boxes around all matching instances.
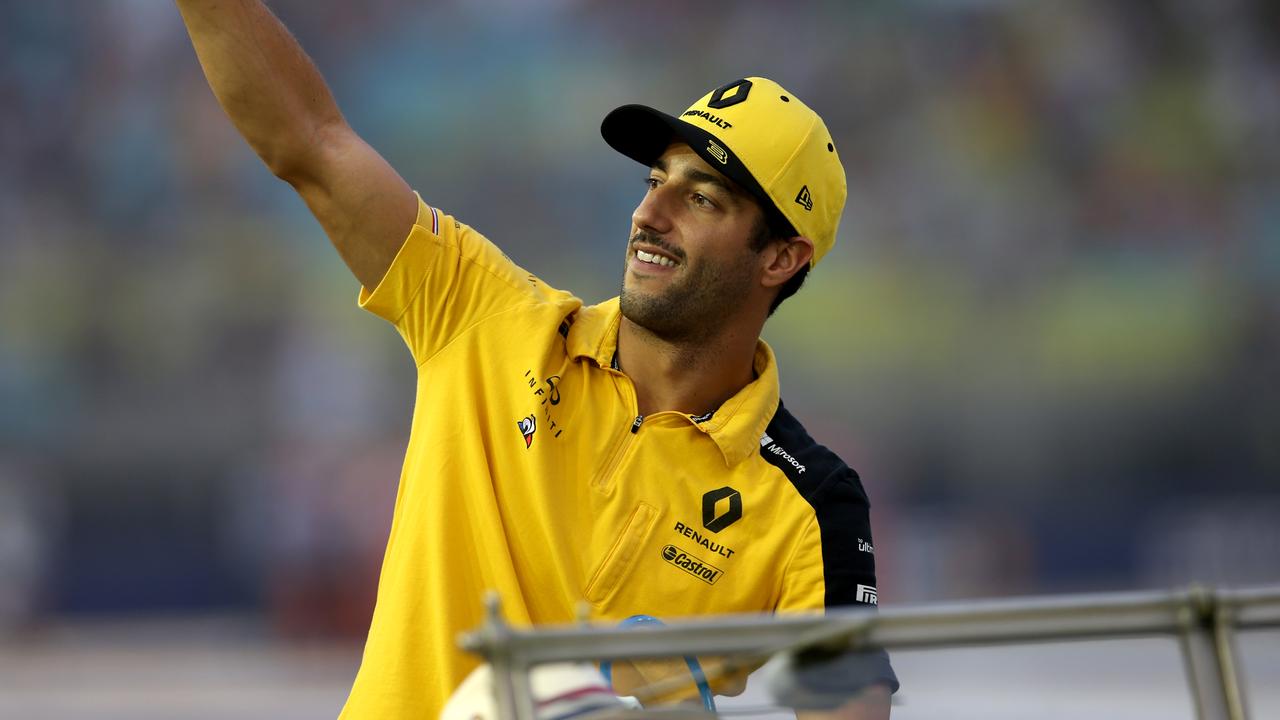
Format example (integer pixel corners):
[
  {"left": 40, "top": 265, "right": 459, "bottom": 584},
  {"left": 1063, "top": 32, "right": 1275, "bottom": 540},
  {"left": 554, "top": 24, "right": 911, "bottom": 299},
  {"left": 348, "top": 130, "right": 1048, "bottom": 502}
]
[{"left": 601, "top": 77, "right": 847, "bottom": 267}]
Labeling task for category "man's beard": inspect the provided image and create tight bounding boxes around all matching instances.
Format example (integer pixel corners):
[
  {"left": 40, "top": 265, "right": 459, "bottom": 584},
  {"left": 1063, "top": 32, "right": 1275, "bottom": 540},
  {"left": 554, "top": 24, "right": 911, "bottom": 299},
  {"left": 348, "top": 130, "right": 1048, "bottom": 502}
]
[{"left": 619, "top": 230, "right": 758, "bottom": 343}]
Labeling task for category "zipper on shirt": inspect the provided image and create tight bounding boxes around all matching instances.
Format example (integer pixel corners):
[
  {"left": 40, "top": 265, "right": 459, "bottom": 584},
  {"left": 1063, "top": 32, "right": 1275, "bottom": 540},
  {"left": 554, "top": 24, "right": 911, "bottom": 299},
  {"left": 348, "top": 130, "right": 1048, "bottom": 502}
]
[
  {"left": 592, "top": 368, "right": 644, "bottom": 491},
  {"left": 593, "top": 414, "right": 643, "bottom": 492}
]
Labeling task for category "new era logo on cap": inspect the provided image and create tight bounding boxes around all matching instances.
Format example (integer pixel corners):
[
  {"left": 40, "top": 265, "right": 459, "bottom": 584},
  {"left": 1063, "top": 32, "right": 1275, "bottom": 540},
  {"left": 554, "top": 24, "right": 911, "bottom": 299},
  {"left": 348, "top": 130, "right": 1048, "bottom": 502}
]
[{"left": 795, "top": 185, "right": 813, "bottom": 212}]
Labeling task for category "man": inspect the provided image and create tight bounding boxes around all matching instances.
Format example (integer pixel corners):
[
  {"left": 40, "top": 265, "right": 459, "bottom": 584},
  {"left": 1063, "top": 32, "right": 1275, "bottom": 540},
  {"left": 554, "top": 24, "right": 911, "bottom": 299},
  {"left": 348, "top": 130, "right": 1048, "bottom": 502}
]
[{"left": 175, "top": 1, "right": 896, "bottom": 718}]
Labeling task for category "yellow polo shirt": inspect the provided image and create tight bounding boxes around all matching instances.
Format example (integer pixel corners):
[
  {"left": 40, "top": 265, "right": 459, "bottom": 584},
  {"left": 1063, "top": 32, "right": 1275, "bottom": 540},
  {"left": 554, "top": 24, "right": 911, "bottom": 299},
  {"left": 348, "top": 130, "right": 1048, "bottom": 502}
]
[{"left": 339, "top": 197, "right": 888, "bottom": 718}]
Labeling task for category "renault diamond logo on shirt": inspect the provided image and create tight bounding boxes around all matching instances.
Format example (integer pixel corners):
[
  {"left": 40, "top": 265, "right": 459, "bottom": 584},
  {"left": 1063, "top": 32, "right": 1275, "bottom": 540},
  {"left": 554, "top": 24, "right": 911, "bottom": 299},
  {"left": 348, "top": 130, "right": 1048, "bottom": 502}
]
[
  {"left": 516, "top": 415, "right": 536, "bottom": 448},
  {"left": 701, "top": 486, "right": 742, "bottom": 532}
]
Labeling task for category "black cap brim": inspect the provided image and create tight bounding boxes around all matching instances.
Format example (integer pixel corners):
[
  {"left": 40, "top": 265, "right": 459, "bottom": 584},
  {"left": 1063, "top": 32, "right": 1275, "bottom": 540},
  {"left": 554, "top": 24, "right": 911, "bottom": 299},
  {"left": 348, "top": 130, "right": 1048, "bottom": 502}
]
[{"left": 601, "top": 104, "right": 789, "bottom": 232}]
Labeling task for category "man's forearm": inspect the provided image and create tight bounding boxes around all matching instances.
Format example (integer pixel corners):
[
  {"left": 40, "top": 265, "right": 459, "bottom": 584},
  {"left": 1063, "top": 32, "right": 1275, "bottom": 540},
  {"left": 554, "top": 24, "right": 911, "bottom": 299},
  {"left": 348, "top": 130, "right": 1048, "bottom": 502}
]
[{"left": 176, "top": 0, "right": 344, "bottom": 181}]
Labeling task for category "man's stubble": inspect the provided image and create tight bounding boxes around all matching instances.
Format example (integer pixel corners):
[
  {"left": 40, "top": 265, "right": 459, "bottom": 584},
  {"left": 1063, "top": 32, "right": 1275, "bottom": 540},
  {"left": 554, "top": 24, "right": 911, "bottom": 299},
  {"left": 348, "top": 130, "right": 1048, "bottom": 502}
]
[{"left": 619, "top": 231, "right": 759, "bottom": 344}]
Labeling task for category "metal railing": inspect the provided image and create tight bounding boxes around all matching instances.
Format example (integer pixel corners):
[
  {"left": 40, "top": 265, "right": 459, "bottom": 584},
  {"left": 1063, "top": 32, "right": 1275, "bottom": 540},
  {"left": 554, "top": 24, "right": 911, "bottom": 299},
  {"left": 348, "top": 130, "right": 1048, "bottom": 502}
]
[{"left": 459, "top": 584, "right": 1280, "bottom": 720}]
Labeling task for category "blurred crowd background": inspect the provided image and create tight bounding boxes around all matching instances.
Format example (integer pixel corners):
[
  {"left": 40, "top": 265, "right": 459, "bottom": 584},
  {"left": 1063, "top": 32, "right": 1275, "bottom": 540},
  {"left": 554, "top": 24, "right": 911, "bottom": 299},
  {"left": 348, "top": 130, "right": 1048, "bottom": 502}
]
[{"left": 1, "top": 0, "right": 1278, "bottom": 655}]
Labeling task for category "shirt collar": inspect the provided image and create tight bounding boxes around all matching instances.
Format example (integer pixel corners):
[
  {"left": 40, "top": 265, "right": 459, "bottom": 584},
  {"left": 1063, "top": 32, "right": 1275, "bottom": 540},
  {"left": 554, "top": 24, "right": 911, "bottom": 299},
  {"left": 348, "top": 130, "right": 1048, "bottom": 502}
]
[
  {"left": 566, "top": 298, "right": 780, "bottom": 467},
  {"left": 566, "top": 297, "right": 624, "bottom": 367}
]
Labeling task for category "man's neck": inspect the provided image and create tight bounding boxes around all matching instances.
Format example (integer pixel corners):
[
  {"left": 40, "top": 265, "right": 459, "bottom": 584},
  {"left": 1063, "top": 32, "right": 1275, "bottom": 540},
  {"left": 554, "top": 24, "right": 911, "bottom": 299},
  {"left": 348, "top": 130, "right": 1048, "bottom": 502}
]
[{"left": 616, "top": 317, "right": 760, "bottom": 418}]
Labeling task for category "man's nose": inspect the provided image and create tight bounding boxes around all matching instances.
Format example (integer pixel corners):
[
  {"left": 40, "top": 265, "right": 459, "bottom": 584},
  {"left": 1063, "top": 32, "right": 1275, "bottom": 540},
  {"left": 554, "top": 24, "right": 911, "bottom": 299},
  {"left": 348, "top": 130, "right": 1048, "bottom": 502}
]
[{"left": 632, "top": 183, "right": 675, "bottom": 235}]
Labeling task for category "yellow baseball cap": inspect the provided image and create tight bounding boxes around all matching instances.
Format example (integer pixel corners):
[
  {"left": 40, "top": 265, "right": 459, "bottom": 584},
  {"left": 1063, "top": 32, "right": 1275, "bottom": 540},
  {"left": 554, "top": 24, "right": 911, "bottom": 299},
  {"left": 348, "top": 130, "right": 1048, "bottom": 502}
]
[{"left": 601, "top": 77, "right": 847, "bottom": 267}]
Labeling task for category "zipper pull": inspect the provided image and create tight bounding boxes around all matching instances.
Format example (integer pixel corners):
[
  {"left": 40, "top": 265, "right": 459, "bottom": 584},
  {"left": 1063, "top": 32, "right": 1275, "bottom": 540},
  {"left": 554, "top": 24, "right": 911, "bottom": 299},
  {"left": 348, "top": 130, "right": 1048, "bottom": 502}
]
[{"left": 630, "top": 415, "right": 644, "bottom": 434}]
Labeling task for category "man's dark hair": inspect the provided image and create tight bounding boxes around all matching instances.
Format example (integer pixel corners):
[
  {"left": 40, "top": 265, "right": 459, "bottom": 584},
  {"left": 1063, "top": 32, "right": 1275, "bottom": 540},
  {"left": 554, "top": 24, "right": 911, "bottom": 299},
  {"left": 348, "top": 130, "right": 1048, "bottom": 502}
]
[{"left": 750, "top": 205, "right": 809, "bottom": 316}]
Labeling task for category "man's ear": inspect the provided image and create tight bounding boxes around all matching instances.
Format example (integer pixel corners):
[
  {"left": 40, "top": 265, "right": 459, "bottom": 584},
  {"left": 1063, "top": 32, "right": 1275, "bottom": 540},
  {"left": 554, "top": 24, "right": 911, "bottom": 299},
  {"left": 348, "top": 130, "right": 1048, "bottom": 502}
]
[{"left": 761, "top": 237, "right": 815, "bottom": 289}]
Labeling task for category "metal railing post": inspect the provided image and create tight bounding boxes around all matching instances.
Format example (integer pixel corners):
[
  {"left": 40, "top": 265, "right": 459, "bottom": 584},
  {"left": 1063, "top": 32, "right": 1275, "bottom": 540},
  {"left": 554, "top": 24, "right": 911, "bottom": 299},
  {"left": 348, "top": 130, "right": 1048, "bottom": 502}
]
[
  {"left": 1212, "top": 594, "right": 1249, "bottom": 720},
  {"left": 1177, "top": 587, "right": 1235, "bottom": 720},
  {"left": 473, "top": 592, "right": 537, "bottom": 720}
]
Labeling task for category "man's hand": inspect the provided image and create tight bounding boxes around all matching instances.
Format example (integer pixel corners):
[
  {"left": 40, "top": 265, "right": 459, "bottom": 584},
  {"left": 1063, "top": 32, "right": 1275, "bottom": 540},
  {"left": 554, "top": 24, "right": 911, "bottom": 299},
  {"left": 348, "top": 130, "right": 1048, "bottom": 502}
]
[
  {"left": 176, "top": 0, "right": 415, "bottom": 291},
  {"left": 609, "top": 657, "right": 750, "bottom": 706}
]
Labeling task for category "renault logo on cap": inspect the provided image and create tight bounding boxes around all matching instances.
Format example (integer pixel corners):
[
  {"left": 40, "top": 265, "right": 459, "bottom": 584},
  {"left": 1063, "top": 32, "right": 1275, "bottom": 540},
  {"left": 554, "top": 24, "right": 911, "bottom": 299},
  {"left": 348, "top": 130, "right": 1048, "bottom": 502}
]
[
  {"left": 702, "top": 486, "right": 742, "bottom": 532},
  {"left": 706, "top": 140, "right": 729, "bottom": 165},
  {"left": 707, "top": 78, "right": 753, "bottom": 109}
]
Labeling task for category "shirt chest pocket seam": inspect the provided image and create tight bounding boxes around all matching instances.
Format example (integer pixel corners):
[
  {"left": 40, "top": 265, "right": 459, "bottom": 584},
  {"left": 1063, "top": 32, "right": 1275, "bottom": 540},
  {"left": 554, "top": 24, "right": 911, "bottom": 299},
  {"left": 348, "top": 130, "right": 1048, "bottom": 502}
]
[{"left": 584, "top": 502, "right": 660, "bottom": 608}]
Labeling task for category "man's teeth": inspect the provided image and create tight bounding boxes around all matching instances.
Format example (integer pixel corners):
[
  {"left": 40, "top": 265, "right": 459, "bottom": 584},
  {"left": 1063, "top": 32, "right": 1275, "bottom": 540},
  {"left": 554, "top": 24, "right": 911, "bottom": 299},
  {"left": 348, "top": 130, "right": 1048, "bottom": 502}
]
[{"left": 636, "top": 249, "right": 676, "bottom": 267}]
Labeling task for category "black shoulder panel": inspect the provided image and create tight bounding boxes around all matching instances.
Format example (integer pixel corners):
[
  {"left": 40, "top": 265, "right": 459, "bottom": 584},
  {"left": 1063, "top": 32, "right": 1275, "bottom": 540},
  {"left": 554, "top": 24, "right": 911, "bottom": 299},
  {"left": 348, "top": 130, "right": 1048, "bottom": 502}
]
[{"left": 759, "top": 400, "right": 877, "bottom": 609}]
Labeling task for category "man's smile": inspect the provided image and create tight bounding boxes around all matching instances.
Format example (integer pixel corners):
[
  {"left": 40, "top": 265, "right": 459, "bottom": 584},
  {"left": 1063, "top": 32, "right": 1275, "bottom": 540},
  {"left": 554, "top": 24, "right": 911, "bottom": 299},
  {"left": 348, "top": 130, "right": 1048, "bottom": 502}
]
[
  {"left": 628, "top": 231, "right": 684, "bottom": 277},
  {"left": 634, "top": 248, "right": 677, "bottom": 267}
]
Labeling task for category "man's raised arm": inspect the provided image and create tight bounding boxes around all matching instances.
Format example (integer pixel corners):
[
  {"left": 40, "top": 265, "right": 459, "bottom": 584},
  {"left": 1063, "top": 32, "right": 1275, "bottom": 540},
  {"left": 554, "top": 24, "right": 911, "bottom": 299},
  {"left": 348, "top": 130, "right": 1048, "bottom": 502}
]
[{"left": 176, "top": 0, "right": 416, "bottom": 291}]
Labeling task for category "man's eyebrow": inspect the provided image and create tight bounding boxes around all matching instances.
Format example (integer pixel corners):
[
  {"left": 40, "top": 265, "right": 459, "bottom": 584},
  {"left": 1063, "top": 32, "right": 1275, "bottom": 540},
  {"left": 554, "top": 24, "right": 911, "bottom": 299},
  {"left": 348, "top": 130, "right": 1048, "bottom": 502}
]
[
  {"left": 682, "top": 168, "right": 737, "bottom": 198},
  {"left": 649, "top": 158, "right": 741, "bottom": 200}
]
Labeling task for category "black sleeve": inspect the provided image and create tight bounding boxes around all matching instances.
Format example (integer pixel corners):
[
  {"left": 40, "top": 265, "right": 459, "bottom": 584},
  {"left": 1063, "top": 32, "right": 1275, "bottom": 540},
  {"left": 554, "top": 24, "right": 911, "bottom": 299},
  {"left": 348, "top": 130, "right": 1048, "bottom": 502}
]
[
  {"left": 808, "top": 466, "right": 899, "bottom": 696},
  {"left": 810, "top": 467, "right": 880, "bottom": 609},
  {"left": 762, "top": 400, "right": 899, "bottom": 698}
]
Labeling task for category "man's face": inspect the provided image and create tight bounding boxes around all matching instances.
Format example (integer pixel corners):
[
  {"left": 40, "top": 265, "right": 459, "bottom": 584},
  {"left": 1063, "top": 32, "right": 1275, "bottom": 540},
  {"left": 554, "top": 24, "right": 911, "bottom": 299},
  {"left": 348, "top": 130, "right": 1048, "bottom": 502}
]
[{"left": 619, "top": 143, "right": 766, "bottom": 341}]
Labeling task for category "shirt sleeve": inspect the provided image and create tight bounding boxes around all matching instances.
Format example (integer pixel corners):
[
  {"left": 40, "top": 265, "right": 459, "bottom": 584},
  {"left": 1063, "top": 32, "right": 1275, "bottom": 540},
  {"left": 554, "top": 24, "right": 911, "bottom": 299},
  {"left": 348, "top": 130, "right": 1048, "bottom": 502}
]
[
  {"left": 357, "top": 194, "right": 558, "bottom": 365},
  {"left": 777, "top": 468, "right": 879, "bottom": 611},
  {"left": 776, "top": 469, "right": 899, "bottom": 695}
]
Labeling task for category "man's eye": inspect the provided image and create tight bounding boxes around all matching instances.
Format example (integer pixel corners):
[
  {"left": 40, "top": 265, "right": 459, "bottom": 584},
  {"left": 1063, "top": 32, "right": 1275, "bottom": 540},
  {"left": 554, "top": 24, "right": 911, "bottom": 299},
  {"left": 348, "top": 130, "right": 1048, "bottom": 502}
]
[
  {"left": 645, "top": 177, "right": 660, "bottom": 189},
  {"left": 692, "top": 193, "right": 714, "bottom": 208}
]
